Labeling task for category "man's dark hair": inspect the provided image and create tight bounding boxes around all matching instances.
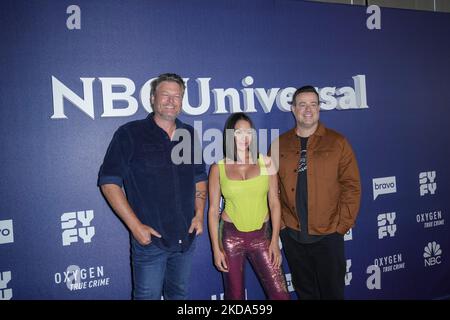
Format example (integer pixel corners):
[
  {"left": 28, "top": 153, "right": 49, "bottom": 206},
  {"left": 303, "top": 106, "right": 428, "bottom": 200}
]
[
  {"left": 291, "top": 85, "right": 319, "bottom": 105},
  {"left": 150, "top": 73, "right": 186, "bottom": 97},
  {"left": 223, "top": 112, "right": 258, "bottom": 162}
]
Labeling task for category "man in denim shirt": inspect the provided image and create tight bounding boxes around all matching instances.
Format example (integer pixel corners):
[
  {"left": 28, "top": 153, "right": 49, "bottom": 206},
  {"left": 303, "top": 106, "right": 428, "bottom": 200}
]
[{"left": 98, "top": 73, "right": 207, "bottom": 300}]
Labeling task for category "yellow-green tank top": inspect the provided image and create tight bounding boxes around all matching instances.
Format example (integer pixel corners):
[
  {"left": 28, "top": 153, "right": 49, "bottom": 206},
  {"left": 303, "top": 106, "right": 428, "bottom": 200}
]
[{"left": 218, "top": 154, "right": 269, "bottom": 232}]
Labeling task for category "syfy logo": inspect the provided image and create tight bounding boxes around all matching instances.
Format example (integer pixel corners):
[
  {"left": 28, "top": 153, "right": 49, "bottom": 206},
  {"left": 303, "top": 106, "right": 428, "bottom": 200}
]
[
  {"left": 284, "top": 273, "right": 295, "bottom": 293},
  {"left": 372, "top": 176, "right": 397, "bottom": 200},
  {"left": 344, "top": 228, "right": 353, "bottom": 241},
  {"left": 366, "top": 265, "right": 381, "bottom": 290},
  {"left": 211, "top": 289, "right": 248, "bottom": 300},
  {"left": 50, "top": 75, "right": 369, "bottom": 119},
  {"left": 345, "top": 259, "right": 352, "bottom": 286},
  {"left": 0, "top": 219, "right": 14, "bottom": 244},
  {"left": 211, "top": 292, "right": 225, "bottom": 300},
  {"left": 0, "top": 271, "right": 12, "bottom": 300},
  {"left": 61, "top": 210, "right": 95, "bottom": 246},
  {"left": 419, "top": 171, "right": 437, "bottom": 196},
  {"left": 54, "top": 265, "right": 110, "bottom": 291},
  {"left": 424, "top": 241, "right": 442, "bottom": 267},
  {"left": 377, "top": 212, "right": 396, "bottom": 239}
]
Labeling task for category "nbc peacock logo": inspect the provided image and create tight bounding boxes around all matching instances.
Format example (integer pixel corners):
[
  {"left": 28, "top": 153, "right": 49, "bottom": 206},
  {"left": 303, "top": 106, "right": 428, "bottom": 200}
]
[{"left": 423, "top": 241, "right": 442, "bottom": 267}]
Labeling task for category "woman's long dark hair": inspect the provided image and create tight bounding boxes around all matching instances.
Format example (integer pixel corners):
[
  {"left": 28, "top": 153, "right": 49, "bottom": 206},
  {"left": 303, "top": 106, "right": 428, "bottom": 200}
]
[{"left": 223, "top": 112, "right": 258, "bottom": 162}]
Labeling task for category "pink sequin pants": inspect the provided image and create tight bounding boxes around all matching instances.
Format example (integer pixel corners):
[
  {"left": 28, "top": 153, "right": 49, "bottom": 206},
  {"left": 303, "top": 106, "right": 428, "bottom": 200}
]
[{"left": 221, "top": 220, "right": 290, "bottom": 300}]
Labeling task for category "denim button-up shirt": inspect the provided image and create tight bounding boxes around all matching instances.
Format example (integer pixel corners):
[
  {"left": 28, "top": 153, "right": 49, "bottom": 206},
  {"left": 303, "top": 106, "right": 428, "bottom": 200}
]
[{"left": 98, "top": 114, "right": 207, "bottom": 252}]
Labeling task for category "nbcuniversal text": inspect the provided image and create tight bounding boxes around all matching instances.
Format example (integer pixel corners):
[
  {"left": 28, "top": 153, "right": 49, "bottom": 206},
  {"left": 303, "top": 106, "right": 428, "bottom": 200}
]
[{"left": 51, "top": 75, "right": 369, "bottom": 119}]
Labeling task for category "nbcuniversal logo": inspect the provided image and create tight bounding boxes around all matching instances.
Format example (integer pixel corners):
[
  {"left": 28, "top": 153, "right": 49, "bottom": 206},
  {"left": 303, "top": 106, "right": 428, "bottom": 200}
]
[
  {"left": 372, "top": 176, "right": 397, "bottom": 200},
  {"left": 50, "top": 75, "right": 369, "bottom": 119}
]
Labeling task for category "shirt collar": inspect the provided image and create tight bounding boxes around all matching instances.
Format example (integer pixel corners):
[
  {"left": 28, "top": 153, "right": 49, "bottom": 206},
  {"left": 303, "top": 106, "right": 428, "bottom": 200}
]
[
  {"left": 289, "top": 121, "right": 326, "bottom": 140},
  {"left": 146, "top": 112, "right": 184, "bottom": 130}
]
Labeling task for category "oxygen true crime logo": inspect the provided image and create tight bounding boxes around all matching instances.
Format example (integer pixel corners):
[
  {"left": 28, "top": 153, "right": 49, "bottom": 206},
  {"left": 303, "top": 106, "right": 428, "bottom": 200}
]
[
  {"left": 374, "top": 253, "right": 405, "bottom": 273},
  {"left": 416, "top": 210, "right": 445, "bottom": 229},
  {"left": 54, "top": 265, "right": 110, "bottom": 291}
]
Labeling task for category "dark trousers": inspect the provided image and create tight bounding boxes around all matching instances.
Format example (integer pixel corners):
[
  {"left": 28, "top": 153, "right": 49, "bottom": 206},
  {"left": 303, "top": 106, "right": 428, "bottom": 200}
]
[{"left": 281, "top": 231, "right": 345, "bottom": 300}]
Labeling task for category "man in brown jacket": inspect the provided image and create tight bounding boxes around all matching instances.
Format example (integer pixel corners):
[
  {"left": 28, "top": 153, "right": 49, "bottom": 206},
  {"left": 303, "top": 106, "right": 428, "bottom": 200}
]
[{"left": 271, "top": 85, "right": 361, "bottom": 299}]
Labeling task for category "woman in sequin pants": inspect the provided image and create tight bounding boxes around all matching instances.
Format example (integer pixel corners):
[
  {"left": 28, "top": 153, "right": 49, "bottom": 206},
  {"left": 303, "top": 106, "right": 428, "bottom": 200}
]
[{"left": 208, "top": 112, "right": 290, "bottom": 300}]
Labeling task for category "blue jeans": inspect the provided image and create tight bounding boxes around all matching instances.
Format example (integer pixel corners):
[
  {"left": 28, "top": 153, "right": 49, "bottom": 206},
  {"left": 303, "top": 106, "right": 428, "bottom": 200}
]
[{"left": 131, "top": 238, "right": 196, "bottom": 300}]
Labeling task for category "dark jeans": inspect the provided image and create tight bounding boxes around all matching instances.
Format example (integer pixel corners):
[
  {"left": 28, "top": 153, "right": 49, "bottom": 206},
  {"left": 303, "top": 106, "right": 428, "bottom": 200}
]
[
  {"left": 280, "top": 230, "right": 345, "bottom": 300},
  {"left": 131, "top": 238, "right": 196, "bottom": 300}
]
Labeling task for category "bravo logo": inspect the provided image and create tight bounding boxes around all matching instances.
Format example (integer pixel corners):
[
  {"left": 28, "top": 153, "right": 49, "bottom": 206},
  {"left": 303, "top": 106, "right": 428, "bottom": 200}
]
[{"left": 372, "top": 176, "right": 397, "bottom": 200}]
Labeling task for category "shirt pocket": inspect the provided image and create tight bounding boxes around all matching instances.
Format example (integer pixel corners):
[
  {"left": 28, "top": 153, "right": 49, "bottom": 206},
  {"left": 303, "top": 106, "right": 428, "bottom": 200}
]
[
  {"left": 132, "top": 143, "right": 167, "bottom": 169},
  {"left": 279, "top": 148, "right": 298, "bottom": 179},
  {"left": 312, "top": 149, "right": 339, "bottom": 181}
]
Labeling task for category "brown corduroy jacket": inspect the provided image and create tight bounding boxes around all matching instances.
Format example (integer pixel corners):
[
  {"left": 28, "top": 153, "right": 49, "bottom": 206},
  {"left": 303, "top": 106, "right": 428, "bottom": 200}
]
[{"left": 270, "top": 122, "right": 361, "bottom": 235}]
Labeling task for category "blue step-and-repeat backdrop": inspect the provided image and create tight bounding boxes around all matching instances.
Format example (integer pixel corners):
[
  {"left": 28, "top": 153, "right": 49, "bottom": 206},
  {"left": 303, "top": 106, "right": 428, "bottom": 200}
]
[{"left": 1, "top": 0, "right": 449, "bottom": 300}]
